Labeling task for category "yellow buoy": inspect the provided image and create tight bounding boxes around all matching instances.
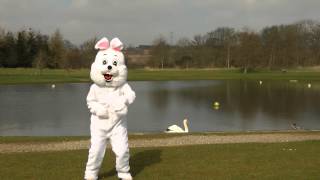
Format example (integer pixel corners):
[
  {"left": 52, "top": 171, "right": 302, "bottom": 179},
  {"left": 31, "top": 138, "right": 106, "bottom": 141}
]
[{"left": 213, "top": 101, "right": 220, "bottom": 110}]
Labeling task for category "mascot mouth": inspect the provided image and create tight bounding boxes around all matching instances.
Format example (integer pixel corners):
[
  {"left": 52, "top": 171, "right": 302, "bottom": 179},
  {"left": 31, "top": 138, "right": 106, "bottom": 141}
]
[{"left": 103, "top": 73, "right": 113, "bottom": 82}]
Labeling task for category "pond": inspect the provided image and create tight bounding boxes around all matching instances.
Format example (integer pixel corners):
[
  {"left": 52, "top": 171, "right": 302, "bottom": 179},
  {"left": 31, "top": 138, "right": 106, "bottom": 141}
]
[{"left": 0, "top": 80, "right": 320, "bottom": 136}]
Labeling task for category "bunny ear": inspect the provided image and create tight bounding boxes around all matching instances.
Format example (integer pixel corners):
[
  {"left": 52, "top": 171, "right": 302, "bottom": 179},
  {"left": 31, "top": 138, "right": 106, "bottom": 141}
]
[
  {"left": 95, "top": 37, "right": 109, "bottom": 50},
  {"left": 110, "top": 37, "right": 123, "bottom": 51}
]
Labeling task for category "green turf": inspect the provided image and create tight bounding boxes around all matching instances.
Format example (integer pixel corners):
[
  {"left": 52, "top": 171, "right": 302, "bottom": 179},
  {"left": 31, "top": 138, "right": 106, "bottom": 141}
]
[
  {"left": 0, "top": 141, "right": 319, "bottom": 179},
  {"left": 0, "top": 68, "right": 90, "bottom": 84},
  {"left": 1, "top": 68, "right": 320, "bottom": 84}
]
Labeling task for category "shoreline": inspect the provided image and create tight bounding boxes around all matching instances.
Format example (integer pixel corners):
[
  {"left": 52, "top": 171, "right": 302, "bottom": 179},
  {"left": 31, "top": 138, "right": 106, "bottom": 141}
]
[{"left": 1, "top": 68, "right": 320, "bottom": 84}]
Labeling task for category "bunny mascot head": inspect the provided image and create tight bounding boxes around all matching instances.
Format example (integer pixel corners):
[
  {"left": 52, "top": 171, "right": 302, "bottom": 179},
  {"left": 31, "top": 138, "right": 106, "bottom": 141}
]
[
  {"left": 85, "top": 37, "right": 135, "bottom": 180},
  {"left": 90, "top": 37, "right": 127, "bottom": 87}
]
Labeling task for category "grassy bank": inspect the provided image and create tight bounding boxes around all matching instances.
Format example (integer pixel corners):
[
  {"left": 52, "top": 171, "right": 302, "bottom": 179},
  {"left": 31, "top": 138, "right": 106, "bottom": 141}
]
[
  {"left": 1, "top": 68, "right": 320, "bottom": 84},
  {"left": 1, "top": 140, "right": 319, "bottom": 179},
  {"left": 0, "top": 68, "right": 89, "bottom": 84}
]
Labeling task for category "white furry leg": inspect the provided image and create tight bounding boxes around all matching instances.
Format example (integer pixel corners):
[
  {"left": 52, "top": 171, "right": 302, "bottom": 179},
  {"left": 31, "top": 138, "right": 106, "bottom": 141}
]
[
  {"left": 84, "top": 121, "right": 108, "bottom": 180},
  {"left": 109, "top": 121, "right": 132, "bottom": 179}
]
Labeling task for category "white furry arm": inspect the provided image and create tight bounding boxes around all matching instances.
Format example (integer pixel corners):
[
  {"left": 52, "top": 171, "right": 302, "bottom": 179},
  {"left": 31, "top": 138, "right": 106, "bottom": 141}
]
[
  {"left": 121, "top": 83, "right": 136, "bottom": 105},
  {"left": 87, "top": 85, "right": 108, "bottom": 118},
  {"left": 108, "top": 83, "right": 135, "bottom": 118}
]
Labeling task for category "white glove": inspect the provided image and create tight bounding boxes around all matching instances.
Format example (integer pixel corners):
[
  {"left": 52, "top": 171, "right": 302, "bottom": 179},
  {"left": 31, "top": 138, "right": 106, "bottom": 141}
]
[
  {"left": 96, "top": 105, "right": 109, "bottom": 119},
  {"left": 111, "top": 96, "right": 127, "bottom": 111},
  {"left": 88, "top": 103, "right": 109, "bottom": 119}
]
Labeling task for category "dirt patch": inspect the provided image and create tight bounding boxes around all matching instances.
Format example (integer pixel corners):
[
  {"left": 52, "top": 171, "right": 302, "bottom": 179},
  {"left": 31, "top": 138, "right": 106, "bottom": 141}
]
[{"left": 1, "top": 133, "right": 320, "bottom": 153}]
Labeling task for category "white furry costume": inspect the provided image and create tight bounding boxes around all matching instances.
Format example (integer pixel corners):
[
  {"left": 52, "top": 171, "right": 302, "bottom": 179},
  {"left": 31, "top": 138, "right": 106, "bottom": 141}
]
[{"left": 84, "top": 37, "right": 135, "bottom": 180}]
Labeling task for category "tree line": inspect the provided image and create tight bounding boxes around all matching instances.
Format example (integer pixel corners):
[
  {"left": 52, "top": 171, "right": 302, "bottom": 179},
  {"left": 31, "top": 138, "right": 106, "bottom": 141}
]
[
  {"left": 149, "top": 20, "right": 320, "bottom": 71},
  {"left": 1, "top": 19, "right": 320, "bottom": 70},
  {"left": 0, "top": 28, "right": 97, "bottom": 69}
]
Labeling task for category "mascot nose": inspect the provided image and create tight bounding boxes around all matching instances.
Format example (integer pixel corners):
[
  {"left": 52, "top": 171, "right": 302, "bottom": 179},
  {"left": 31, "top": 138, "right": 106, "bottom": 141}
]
[{"left": 107, "top": 65, "right": 112, "bottom": 70}]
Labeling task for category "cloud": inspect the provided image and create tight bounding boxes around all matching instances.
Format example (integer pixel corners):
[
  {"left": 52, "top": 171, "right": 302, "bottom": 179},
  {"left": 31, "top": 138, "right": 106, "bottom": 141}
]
[
  {"left": 70, "top": 0, "right": 89, "bottom": 8},
  {"left": 0, "top": 0, "right": 319, "bottom": 46}
]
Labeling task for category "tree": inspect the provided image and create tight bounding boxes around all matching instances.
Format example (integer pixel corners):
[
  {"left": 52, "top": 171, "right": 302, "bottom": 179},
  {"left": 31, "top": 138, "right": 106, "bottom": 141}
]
[
  {"left": 235, "top": 31, "right": 262, "bottom": 73},
  {"left": 48, "top": 30, "right": 66, "bottom": 68},
  {"left": 150, "top": 36, "right": 170, "bottom": 69},
  {"left": 261, "top": 26, "right": 279, "bottom": 69},
  {"left": 308, "top": 21, "right": 320, "bottom": 65},
  {"left": 32, "top": 49, "right": 46, "bottom": 73},
  {"left": 191, "top": 34, "right": 209, "bottom": 67},
  {"left": 16, "top": 30, "right": 29, "bottom": 67},
  {"left": 65, "top": 48, "right": 81, "bottom": 69},
  {"left": 0, "top": 27, "right": 6, "bottom": 67},
  {"left": 80, "top": 37, "right": 97, "bottom": 68},
  {"left": 174, "top": 37, "right": 193, "bottom": 68},
  {"left": 3, "top": 32, "right": 17, "bottom": 67},
  {"left": 34, "top": 33, "right": 50, "bottom": 68},
  {"left": 205, "top": 27, "right": 236, "bottom": 68},
  {"left": 296, "top": 20, "right": 320, "bottom": 66}
]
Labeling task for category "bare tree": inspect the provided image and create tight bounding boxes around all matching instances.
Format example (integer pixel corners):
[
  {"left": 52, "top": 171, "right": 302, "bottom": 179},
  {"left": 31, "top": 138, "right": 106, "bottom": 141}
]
[
  {"left": 80, "top": 37, "right": 97, "bottom": 68},
  {"left": 150, "top": 36, "right": 170, "bottom": 69},
  {"left": 235, "top": 31, "right": 262, "bottom": 73}
]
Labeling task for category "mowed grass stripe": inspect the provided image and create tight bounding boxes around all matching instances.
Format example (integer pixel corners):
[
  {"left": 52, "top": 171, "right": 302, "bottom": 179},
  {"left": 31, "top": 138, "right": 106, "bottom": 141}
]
[
  {"left": 0, "top": 141, "right": 319, "bottom": 180},
  {"left": 1, "top": 68, "right": 320, "bottom": 84}
]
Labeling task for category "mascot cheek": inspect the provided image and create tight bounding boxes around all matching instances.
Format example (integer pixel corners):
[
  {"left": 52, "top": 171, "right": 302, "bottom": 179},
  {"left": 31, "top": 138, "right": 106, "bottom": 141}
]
[
  {"left": 117, "top": 65, "right": 128, "bottom": 77},
  {"left": 90, "top": 62, "right": 105, "bottom": 86}
]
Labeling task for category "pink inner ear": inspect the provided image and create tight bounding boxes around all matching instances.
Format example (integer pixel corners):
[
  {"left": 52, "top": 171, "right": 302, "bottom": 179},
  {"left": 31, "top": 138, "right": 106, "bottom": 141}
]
[
  {"left": 98, "top": 41, "right": 109, "bottom": 49},
  {"left": 113, "top": 47, "right": 122, "bottom": 51},
  {"left": 110, "top": 38, "right": 123, "bottom": 51}
]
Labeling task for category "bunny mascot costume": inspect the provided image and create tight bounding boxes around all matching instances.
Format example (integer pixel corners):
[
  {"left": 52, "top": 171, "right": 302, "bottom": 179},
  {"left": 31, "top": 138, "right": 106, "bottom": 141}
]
[{"left": 84, "top": 37, "right": 135, "bottom": 180}]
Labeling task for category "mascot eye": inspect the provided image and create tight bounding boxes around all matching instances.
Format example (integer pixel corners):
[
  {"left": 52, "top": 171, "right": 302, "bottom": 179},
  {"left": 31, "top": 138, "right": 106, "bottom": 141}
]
[
  {"left": 102, "top": 60, "right": 107, "bottom": 65},
  {"left": 113, "top": 61, "right": 117, "bottom": 66}
]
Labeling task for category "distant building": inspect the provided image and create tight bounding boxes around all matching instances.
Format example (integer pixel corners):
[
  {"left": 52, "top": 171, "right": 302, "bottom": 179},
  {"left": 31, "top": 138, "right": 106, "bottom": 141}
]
[{"left": 124, "top": 45, "right": 152, "bottom": 68}]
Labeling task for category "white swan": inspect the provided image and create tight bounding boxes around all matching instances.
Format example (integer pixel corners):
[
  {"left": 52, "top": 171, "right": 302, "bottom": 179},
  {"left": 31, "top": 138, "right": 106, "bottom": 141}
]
[{"left": 165, "top": 119, "right": 189, "bottom": 133}]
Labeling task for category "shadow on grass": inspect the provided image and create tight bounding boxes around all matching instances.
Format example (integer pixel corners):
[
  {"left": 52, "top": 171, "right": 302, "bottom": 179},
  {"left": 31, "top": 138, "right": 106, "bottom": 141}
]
[{"left": 99, "top": 149, "right": 162, "bottom": 179}]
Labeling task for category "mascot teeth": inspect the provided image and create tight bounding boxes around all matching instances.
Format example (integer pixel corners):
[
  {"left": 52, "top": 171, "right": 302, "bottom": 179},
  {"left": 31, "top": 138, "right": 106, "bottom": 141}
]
[{"left": 103, "top": 73, "right": 113, "bottom": 81}]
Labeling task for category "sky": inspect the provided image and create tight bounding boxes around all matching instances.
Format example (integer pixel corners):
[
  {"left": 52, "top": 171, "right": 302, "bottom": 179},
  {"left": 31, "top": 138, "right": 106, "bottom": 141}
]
[{"left": 0, "top": 0, "right": 319, "bottom": 46}]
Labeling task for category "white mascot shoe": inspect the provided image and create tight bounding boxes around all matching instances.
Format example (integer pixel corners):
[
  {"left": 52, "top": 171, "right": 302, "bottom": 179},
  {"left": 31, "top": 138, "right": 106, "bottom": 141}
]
[{"left": 84, "top": 37, "right": 135, "bottom": 180}]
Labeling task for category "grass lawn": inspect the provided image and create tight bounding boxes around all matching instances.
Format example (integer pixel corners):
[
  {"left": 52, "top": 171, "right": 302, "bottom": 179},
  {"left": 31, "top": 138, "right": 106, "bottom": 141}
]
[
  {"left": 1, "top": 68, "right": 320, "bottom": 84},
  {"left": 0, "top": 68, "right": 90, "bottom": 84},
  {"left": 1, "top": 140, "right": 319, "bottom": 179}
]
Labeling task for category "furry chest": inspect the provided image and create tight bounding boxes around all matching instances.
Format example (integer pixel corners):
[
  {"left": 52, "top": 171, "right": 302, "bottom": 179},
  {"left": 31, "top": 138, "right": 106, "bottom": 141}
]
[{"left": 95, "top": 87, "right": 123, "bottom": 106}]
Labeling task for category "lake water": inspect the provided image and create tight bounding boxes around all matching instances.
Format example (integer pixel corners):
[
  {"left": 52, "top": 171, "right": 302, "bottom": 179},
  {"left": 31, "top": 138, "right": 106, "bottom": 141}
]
[{"left": 0, "top": 80, "right": 320, "bottom": 136}]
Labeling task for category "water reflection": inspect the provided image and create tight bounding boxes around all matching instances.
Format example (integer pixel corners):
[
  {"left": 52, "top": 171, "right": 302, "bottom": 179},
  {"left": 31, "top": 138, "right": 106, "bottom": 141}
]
[
  {"left": 0, "top": 80, "right": 319, "bottom": 136},
  {"left": 0, "top": 84, "right": 91, "bottom": 136},
  {"left": 145, "top": 80, "right": 320, "bottom": 132}
]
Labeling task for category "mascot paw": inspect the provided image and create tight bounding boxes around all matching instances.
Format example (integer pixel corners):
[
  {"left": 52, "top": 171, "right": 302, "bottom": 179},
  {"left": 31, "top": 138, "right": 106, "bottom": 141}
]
[
  {"left": 96, "top": 106, "right": 109, "bottom": 118},
  {"left": 112, "top": 97, "right": 127, "bottom": 111}
]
